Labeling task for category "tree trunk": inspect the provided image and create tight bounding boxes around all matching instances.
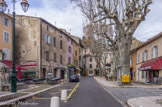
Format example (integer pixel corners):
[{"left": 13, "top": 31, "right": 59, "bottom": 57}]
[{"left": 121, "top": 36, "right": 131, "bottom": 75}]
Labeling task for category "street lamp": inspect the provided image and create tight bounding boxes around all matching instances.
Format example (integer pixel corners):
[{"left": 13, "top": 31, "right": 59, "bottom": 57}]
[
  {"left": 0, "top": 50, "right": 4, "bottom": 62},
  {"left": 0, "top": 0, "right": 7, "bottom": 12},
  {"left": 0, "top": 0, "right": 29, "bottom": 93}
]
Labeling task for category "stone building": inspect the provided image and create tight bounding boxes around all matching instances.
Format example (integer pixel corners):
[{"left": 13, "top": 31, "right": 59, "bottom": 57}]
[
  {"left": 15, "top": 15, "right": 68, "bottom": 79},
  {"left": 83, "top": 48, "right": 98, "bottom": 76},
  {"left": 130, "top": 38, "right": 143, "bottom": 82}
]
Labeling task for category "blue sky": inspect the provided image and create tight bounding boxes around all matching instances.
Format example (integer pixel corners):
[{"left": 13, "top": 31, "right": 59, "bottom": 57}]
[{"left": 4, "top": 0, "right": 162, "bottom": 42}]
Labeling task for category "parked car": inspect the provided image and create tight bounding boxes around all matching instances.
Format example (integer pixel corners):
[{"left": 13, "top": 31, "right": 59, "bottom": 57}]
[{"left": 69, "top": 75, "right": 80, "bottom": 82}]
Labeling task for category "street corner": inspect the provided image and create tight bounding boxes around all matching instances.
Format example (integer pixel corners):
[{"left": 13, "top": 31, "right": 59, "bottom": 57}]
[{"left": 127, "top": 96, "right": 162, "bottom": 107}]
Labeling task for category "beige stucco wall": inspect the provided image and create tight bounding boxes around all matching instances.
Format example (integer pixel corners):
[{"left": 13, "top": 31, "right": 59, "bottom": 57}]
[
  {"left": 0, "top": 13, "right": 12, "bottom": 60},
  {"left": 137, "top": 36, "right": 162, "bottom": 63},
  {"left": 136, "top": 35, "right": 162, "bottom": 83},
  {"left": 159, "top": 70, "right": 162, "bottom": 77}
]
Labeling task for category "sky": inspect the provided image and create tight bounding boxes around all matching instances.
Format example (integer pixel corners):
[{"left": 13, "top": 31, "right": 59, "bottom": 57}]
[{"left": 4, "top": 0, "right": 162, "bottom": 42}]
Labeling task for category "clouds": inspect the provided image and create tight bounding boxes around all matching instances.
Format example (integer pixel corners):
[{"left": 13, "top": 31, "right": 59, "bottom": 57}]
[
  {"left": 5, "top": 0, "right": 84, "bottom": 38},
  {"left": 4, "top": 0, "right": 162, "bottom": 41},
  {"left": 133, "top": 0, "right": 162, "bottom": 42}
]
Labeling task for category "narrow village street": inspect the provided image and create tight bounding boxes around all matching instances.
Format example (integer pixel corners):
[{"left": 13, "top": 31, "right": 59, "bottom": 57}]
[
  {"left": 0, "top": 0, "right": 162, "bottom": 107},
  {"left": 19, "top": 77, "right": 123, "bottom": 107}
]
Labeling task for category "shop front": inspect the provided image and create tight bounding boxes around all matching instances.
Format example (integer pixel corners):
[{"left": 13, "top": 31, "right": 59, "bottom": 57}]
[{"left": 139, "top": 57, "right": 162, "bottom": 84}]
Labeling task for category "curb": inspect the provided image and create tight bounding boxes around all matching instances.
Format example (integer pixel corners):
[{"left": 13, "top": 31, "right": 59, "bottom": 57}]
[
  {"left": 94, "top": 77, "right": 127, "bottom": 107},
  {"left": 127, "top": 99, "right": 134, "bottom": 107},
  {"left": 0, "top": 81, "right": 66, "bottom": 106}
]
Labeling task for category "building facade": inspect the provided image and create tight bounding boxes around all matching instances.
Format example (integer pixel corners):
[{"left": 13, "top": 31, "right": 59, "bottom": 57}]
[
  {"left": 136, "top": 32, "right": 162, "bottom": 84},
  {"left": 130, "top": 38, "right": 143, "bottom": 82},
  {"left": 0, "top": 12, "right": 12, "bottom": 61},
  {"left": 15, "top": 15, "right": 68, "bottom": 79},
  {"left": 83, "top": 48, "right": 98, "bottom": 76}
]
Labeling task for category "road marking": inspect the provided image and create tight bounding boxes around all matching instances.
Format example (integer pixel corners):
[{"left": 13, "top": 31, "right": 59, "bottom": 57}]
[
  {"left": 67, "top": 82, "right": 80, "bottom": 100},
  {"left": 32, "top": 96, "right": 51, "bottom": 100}
]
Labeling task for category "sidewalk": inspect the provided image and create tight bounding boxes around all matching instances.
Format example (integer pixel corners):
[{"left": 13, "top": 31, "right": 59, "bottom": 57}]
[
  {"left": 94, "top": 76, "right": 162, "bottom": 107},
  {"left": 128, "top": 96, "right": 162, "bottom": 107},
  {"left": 94, "top": 76, "right": 162, "bottom": 88},
  {"left": 0, "top": 80, "right": 67, "bottom": 106}
]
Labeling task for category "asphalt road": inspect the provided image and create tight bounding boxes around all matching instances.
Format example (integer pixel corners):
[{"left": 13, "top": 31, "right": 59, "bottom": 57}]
[
  {"left": 61, "top": 77, "right": 123, "bottom": 107},
  {"left": 18, "top": 82, "right": 77, "bottom": 107},
  {"left": 18, "top": 77, "right": 123, "bottom": 107}
]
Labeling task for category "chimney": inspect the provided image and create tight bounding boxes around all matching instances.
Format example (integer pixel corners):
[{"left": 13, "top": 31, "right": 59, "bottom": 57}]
[{"left": 8, "top": 9, "right": 10, "bottom": 14}]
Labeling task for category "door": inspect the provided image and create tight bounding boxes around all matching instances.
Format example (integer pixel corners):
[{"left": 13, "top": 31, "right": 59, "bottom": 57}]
[
  {"left": 53, "top": 69, "right": 57, "bottom": 78},
  {"left": 61, "top": 70, "right": 65, "bottom": 79},
  {"left": 43, "top": 68, "right": 46, "bottom": 78}
]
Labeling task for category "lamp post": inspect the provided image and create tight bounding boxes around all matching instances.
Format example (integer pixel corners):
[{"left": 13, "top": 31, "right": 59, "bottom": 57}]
[
  {"left": 0, "top": 0, "right": 29, "bottom": 93},
  {"left": 0, "top": 50, "right": 4, "bottom": 62}
]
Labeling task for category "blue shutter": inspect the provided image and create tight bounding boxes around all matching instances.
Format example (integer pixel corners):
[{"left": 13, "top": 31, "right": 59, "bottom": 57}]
[
  {"left": 2, "top": 16, "right": 5, "bottom": 25},
  {"left": 45, "top": 34, "right": 48, "bottom": 43},
  {"left": 3, "top": 48, "right": 10, "bottom": 60},
  {"left": 9, "top": 19, "right": 11, "bottom": 27},
  {"left": 48, "top": 35, "right": 51, "bottom": 44}
]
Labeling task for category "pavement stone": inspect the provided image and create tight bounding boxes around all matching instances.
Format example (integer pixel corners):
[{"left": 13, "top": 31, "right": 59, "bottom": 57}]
[
  {"left": 128, "top": 96, "right": 162, "bottom": 107},
  {"left": 94, "top": 76, "right": 162, "bottom": 106}
]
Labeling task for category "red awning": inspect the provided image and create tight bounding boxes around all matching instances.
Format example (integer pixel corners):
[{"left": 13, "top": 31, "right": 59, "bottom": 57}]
[
  {"left": 2, "top": 60, "right": 28, "bottom": 72},
  {"left": 139, "top": 57, "right": 162, "bottom": 71}
]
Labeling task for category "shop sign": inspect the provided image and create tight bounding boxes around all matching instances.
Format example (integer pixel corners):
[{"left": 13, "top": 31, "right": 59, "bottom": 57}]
[
  {"left": 21, "top": 62, "right": 37, "bottom": 66},
  {"left": 122, "top": 75, "right": 130, "bottom": 83}
]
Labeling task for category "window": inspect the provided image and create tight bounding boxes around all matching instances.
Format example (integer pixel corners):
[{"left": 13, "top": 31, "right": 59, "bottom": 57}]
[
  {"left": 59, "top": 32, "right": 62, "bottom": 37},
  {"left": 48, "top": 35, "right": 51, "bottom": 44},
  {"left": 96, "top": 65, "right": 98, "bottom": 68},
  {"left": 68, "top": 57, "right": 71, "bottom": 65},
  {"left": 53, "top": 37, "right": 56, "bottom": 47},
  {"left": 54, "top": 53, "right": 57, "bottom": 62},
  {"left": 79, "top": 56, "right": 81, "bottom": 61},
  {"left": 75, "top": 50, "right": 77, "bottom": 56},
  {"left": 142, "top": 50, "right": 148, "bottom": 61},
  {"left": 68, "top": 46, "right": 71, "bottom": 53},
  {"left": 151, "top": 45, "right": 158, "bottom": 58},
  {"left": 47, "top": 25, "right": 49, "bottom": 31},
  {"left": 4, "top": 31, "right": 9, "bottom": 43},
  {"left": 89, "top": 64, "right": 92, "bottom": 68},
  {"left": 60, "top": 55, "right": 62, "bottom": 64},
  {"left": 45, "top": 34, "right": 51, "bottom": 44},
  {"left": 71, "top": 40, "right": 73, "bottom": 45},
  {"left": 90, "top": 58, "right": 92, "bottom": 62},
  {"left": 85, "top": 50, "right": 86, "bottom": 54},
  {"left": 67, "top": 37, "right": 69, "bottom": 41},
  {"left": 45, "top": 51, "right": 49, "bottom": 61},
  {"left": 137, "top": 54, "right": 140, "bottom": 63},
  {"left": 60, "top": 40, "right": 63, "bottom": 49},
  {"left": 3, "top": 48, "right": 10, "bottom": 60},
  {"left": 130, "top": 58, "right": 133, "bottom": 65},
  {"left": 153, "top": 71, "right": 159, "bottom": 77},
  {"left": 142, "top": 71, "right": 145, "bottom": 78},
  {"left": 75, "top": 60, "right": 78, "bottom": 66},
  {"left": 2, "top": 16, "right": 11, "bottom": 27}
]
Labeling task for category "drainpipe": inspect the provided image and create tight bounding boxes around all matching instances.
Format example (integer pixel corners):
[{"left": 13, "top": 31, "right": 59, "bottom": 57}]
[{"left": 40, "top": 20, "right": 42, "bottom": 79}]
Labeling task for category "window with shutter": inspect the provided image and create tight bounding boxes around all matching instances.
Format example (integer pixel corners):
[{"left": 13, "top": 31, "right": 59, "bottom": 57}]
[
  {"left": 151, "top": 47, "right": 153, "bottom": 58},
  {"left": 155, "top": 45, "right": 158, "bottom": 57},
  {"left": 3, "top": 48, "right": 10, "bottom": 60},
  {"left": 3, "top": 31, "right": 9, "bottom": 43},
  {"left": 45, "top": 34, "right": 48, "bottom": 43},
  {"left": 48, "top": 35, "right": 51, "bottom": 44},
  {"left": 2, "top": 16, "right": 5, "bottom": 25}
]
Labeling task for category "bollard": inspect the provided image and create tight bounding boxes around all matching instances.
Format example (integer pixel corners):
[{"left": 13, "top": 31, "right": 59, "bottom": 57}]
[
  {"left": 61, "top": 90, "right": 67, "bottom": 101},
  {"left": 50, "top": 97, "right": 60, "bottom": 107}
]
